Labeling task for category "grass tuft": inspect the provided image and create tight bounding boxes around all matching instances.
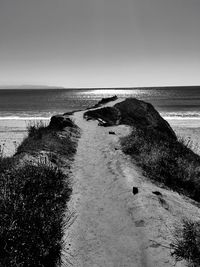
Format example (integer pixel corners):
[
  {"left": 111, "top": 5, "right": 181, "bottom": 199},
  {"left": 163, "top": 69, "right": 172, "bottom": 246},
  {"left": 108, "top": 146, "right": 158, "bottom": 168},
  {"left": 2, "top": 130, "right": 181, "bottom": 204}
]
[
  {"left": 16, "top": 120, "right": 78, "bottom": 158},
  {"left": 171, "top": 219, "right": 200, "bottom": 266},
  {"left": 0, "top": 162, "right": 71, "bottom": 267},
  {"left": 121, "top": 127, "right": 200, "bottom": 201},
  {"left": 27, "top": 120, "right": 48, "bottom": 139}
]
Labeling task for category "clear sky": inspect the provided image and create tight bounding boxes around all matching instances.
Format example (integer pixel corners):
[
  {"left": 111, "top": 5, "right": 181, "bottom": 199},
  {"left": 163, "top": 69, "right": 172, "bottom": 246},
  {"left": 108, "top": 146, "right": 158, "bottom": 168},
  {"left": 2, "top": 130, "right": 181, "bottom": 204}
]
[{"left": 0, "top": 0, "right": 200, "bottom": 88}]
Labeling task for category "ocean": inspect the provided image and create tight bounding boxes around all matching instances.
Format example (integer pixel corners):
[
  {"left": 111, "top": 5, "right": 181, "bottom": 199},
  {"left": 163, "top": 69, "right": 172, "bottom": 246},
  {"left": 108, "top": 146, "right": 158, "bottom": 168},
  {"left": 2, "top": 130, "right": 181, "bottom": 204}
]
[
  {"left": 1, "top": 87, "right": 200, "bottom": 156},
  {"left": 0, "top": 87, "right": 200, "bottom": 119}
]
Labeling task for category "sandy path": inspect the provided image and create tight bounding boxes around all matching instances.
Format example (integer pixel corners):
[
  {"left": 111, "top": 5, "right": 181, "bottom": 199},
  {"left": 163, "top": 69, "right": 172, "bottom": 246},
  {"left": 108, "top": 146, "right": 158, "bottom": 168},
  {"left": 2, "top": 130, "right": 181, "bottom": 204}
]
[{"left": 61, "top": 100, "right": 200, "bottom": 267}]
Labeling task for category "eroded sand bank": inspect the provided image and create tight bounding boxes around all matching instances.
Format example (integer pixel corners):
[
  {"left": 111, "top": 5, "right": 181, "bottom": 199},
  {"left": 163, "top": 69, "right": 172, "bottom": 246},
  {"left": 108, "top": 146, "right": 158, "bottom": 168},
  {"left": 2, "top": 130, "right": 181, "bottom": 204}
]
[{"left": 60, "top": 99, "right": 200, "bottom": 267}]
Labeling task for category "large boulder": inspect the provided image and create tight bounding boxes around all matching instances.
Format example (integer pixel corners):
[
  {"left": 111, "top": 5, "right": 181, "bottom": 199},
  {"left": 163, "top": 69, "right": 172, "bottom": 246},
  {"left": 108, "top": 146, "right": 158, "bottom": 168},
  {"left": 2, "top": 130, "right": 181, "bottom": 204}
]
[
  {"left": 91, "top": 95, "right": 118, "bottom": 109},
  {"left": 83, "top": 98, "right": 176, "bottom": 140},
  {"left": 49, "top": 115, "right": 75, "bottom": 130},
  {"left": 114, "top": 98, "right": 176, "bottom": 139},
  {"left": 84, "top": 107, "right": 120, "bottom": 126}
]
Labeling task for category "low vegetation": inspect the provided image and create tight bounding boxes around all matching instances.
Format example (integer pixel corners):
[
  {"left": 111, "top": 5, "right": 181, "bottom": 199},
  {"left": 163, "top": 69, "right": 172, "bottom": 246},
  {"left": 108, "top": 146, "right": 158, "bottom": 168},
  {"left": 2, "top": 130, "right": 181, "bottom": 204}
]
[
  {"left": 0, "top": 119, "right": 79, "bottom": 266},
  {"left": 171, "top": 219, "right": 200, "bottom": 266},
  {"left": 16, "top": 120, "right": 78, "bottom": 159},
  {"left": 121, "top": 126, "right": 200, "bottom": 266},
  {"left": 121, "top": 127, "right": 200, "bottom": 202},
  {"left": 0, "top": 162, "right": 71, "bottom": 266}
]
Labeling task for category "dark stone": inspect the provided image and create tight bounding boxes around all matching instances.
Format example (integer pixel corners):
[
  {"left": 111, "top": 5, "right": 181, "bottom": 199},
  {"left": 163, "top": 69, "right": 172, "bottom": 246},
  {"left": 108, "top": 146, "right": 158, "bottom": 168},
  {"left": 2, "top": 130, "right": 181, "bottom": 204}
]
[
  {"left": 152, "top": 191, "right": 162, "bottom": 196},
  {"left": 109, "top": 131, "right": 116, "bottom": 135},
  {"left": 84, "top": 98, "right": 176, "bottom": 140},
  {"left": 91, "top": 95, "right": 118, "bottom": 109},
  {"left": 114, "top": 98, "right": 176, "bottom": 140},
  {"left": 49, "top": 115, "right": 76, "bottom": 130},
  {"left": 84, "top": 107, "right": 120, "bottom": 126},
  {"left": 132, "top": 187, "right": 139, "bottom": 195}
]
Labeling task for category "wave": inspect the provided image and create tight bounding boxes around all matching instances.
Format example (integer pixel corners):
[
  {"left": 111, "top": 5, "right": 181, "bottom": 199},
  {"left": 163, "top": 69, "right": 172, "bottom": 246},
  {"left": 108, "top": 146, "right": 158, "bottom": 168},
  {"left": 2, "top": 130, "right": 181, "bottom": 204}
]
[
  {"left": 0, "top": 116, "right": 50, "bottom": 120},
  {"left": 161, "top": 112, "right": 200, "bottom": 119}
]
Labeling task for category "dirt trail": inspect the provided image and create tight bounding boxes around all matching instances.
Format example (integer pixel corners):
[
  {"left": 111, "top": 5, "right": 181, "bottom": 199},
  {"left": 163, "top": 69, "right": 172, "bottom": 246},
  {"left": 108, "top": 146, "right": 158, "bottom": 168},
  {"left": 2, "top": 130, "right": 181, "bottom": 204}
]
[{"left": 61, "top": 99, "right": 200, "bottom": 267}]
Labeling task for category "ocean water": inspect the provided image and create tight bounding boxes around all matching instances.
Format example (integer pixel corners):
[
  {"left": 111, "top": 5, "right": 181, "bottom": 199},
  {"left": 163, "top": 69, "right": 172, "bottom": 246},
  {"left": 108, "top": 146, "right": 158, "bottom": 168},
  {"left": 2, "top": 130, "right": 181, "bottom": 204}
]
[
  {"left": 0, "top": 86, "right": 200, "bottom": 156},
  {"left": 0, "top": 87, "right": 200, "bottom": 119}
]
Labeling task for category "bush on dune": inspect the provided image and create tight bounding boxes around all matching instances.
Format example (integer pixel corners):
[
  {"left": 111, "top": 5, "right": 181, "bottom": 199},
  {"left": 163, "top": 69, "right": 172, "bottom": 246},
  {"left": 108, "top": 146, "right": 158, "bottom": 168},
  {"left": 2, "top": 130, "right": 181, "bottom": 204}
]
[
  {"left": 121, "top": 126, "right": 200, "bottom": 266},
  {"left": 0, "top": 117, "right": 79, "bottom": 266},
  {"left": 0, "top": 162, "right": 71, "bottom": 267},
  {"left": 16, "top": 120, "right": 77, "bottom": 157},
  {"left": 121, "top": 127, "right": 200, "bottom": 201},
  {"left": 171, "top": 219, "right": 200, "bottom": 267},
  {"left": 27, "top": 120, "right": 48, "bottom": 139}
]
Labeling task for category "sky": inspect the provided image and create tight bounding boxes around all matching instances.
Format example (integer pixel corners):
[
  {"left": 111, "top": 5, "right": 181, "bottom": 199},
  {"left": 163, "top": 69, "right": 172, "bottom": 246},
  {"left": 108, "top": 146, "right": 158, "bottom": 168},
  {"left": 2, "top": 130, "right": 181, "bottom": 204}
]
[{"left": 0, "top": 0, "right": 200, "bottom": 88}]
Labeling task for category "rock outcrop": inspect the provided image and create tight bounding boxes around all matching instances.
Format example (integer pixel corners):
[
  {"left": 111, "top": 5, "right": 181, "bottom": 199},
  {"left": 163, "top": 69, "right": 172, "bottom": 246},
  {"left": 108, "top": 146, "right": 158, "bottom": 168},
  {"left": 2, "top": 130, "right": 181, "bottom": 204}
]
[
  {"left": 114, "top": 98, "right": 176, "bottom": 139},
  {"left": 49, "top": 115, "right": 76, "bottom": 130},
  {"left": 84, "top": 107, "right": 121, "bottom": 126},
  {"left": 84, "top": 98, "right": 176, "bottom": 140},
  {"left": 90, "top": 95, "right": 118, "bottom": 109}
]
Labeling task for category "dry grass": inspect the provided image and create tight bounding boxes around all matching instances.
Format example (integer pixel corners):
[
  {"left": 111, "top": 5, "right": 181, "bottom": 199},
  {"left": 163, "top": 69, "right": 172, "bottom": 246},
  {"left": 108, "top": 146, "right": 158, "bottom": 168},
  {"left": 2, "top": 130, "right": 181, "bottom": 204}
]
[
  {"left": 121, "top": 127, "right": 200, "bottom": 266},
  {"left": 16, "top": 120, "right": 78, "bottom": 158},
  {"left": 0, "top": 162, "right": 71, "bottom": 267},
  {"left": 0, "top": 119, "right": 79, "bottom": 266},
  {"left": 171, "top": 219, "right": 200, "bottom": 267},
  {"left": 121, "top": 127, "right": 200, "bottom": 202}
]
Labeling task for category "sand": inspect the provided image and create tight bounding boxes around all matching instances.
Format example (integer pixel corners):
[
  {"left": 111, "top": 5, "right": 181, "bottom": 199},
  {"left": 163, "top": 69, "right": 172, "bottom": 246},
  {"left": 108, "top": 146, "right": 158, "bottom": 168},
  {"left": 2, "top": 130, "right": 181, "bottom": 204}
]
[
  {"left": 0, "top": 119, "right": 49, "bottom": 157},
  {"left": 1, "top": 115, "right": 200, "bottom": 158},
  {"left": 166, "top": 118, "right": 200, "bottom": 155},
  {"left": 1, "top": 104, "right": 200, "bottom": 266},
  {"left": 61, "top": 99, "right": 200, "bottom": 267}
]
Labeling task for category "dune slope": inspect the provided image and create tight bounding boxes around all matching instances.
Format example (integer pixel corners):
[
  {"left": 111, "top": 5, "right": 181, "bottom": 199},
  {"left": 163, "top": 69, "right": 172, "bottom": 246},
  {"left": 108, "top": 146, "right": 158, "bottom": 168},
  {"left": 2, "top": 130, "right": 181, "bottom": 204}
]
[{"left": 61, "top": 99, "right": 200, "bottom": 267}]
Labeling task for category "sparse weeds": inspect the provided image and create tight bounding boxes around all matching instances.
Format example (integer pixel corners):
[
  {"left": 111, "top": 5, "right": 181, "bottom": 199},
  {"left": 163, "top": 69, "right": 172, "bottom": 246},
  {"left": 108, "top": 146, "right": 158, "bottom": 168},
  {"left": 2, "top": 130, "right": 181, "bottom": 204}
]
[
  {"left": 121, "top": 127, "right": 200, "bottom": 201},
  {"left": 0, "top": 142, "right": 5, "bottom": 158},
  {"left": 171, "top": 219, "right": 200, "bottom": 266},
  {"left": 178, "top": 136, "right": 200, "bottom": 155},
  {"left": 27, "top": 120, "right": 48, "bottom": 139},
  {"left": 16, "top": 120, "right": 77, "bottom": 158}
]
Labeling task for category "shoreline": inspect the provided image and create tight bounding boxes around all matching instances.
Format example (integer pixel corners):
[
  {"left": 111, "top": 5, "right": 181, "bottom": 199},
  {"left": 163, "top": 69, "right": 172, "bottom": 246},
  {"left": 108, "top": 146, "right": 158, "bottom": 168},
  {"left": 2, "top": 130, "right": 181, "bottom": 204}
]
[
  {"left": 1, "top": 115, "right": 200, "bottom": 157},
  {"left": 1, "top": 96, "right": 200, "bottom": 266}
]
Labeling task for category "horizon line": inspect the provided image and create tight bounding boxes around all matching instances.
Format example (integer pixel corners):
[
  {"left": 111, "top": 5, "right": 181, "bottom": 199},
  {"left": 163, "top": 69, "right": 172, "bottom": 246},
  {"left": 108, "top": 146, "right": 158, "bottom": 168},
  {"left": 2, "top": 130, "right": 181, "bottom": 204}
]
[{"left": 0, "top": 84, "right": 200, "bottom": 90}]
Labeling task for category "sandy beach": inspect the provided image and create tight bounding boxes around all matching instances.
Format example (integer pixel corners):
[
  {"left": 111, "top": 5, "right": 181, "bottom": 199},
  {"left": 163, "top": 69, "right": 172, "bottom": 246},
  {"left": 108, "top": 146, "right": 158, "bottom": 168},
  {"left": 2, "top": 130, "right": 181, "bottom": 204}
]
[
  {"left": 1, "top": 117, "right": 200, "bottom": 157},
  {"left": 166, "top": 118, "right": 200, "bottom": 155},
  {"left": 0, "top": 119, "right": 49, "bottom": 157}
]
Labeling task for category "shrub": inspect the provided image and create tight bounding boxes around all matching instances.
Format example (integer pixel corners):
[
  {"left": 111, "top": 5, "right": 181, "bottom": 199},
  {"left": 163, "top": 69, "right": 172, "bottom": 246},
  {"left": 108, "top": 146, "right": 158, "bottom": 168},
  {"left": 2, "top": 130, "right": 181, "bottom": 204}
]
[
  {"left": 121, "top": 127, "right": 200, "bottom": 201},
  {"left": 171, "top": 219, "right": 200, "bottom": 266},
  {"left": 16, "top": 121, "right": 77, "bottom": 158},
  {"left": 0, "top": 163, "right": 71, "bottom": 267},
  {"left": 27, "top": 120, "right": 48, "bottom": 139}
]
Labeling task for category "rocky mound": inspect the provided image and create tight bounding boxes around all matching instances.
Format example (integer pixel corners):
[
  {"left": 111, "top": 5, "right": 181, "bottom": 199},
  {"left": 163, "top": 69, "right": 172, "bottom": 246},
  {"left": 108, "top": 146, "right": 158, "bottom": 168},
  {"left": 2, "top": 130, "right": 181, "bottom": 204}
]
[
  {"left": 114, "top": 98, "right": 176, "bottom": 139},
  {"left": 84, "top": 107, "right": 120, "bottom": 126},
  {"left": 84, "top": 98, "right": 176, "bottom": 140},
  {"left": 90, "top": 95, "right": 118, "bottom": 109},
  {"left": 49, "top": 115, "right": 77, "bottom": 130}
]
